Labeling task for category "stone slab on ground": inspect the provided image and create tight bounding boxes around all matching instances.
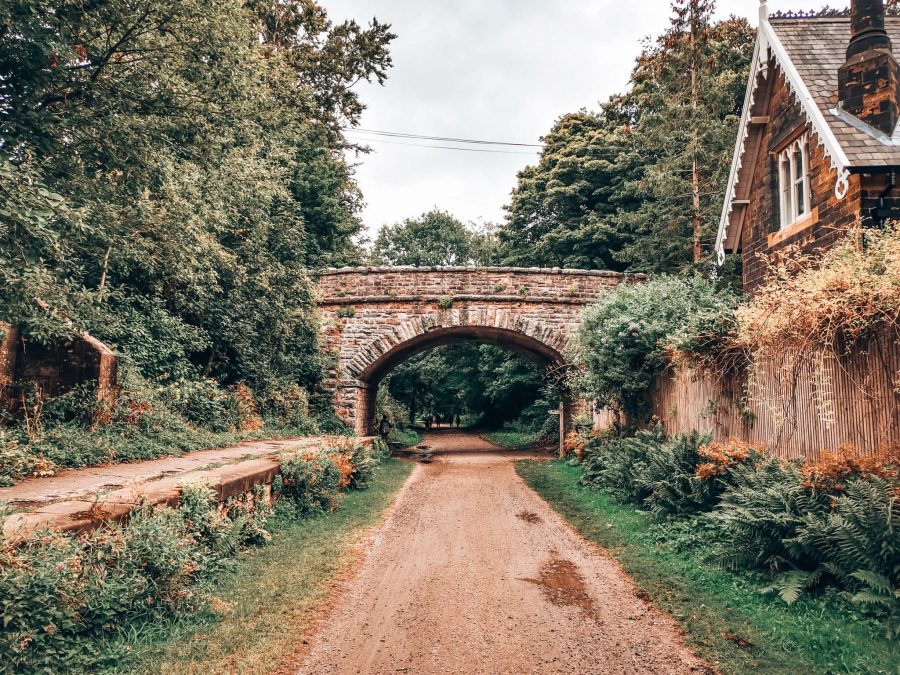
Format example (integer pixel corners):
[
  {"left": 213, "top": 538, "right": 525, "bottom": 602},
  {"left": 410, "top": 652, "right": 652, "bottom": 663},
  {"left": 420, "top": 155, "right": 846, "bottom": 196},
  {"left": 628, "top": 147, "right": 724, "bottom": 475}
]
[
  {"left": 1, "top": 436, "right": 377, "bottom": 542},
  {"left": 0, "top": 436, "right": 324, "bottom": 507}
]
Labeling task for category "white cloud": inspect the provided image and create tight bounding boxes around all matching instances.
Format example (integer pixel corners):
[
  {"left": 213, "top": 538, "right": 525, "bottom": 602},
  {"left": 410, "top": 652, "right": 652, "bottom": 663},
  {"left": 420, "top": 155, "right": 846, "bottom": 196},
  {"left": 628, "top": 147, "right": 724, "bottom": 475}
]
[{"left": 323, "top": 0, "right": 836, "bottom": 237}]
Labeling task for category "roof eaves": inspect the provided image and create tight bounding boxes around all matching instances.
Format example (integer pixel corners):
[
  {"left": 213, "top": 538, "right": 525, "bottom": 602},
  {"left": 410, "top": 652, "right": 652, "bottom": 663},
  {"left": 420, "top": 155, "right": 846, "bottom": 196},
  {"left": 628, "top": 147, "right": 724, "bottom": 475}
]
[
  {"left": 715, "top": 5, "right": 853, "bottom": 266},
  {"left": 715, "top": 38, "right": 762, "bottom": 265}
]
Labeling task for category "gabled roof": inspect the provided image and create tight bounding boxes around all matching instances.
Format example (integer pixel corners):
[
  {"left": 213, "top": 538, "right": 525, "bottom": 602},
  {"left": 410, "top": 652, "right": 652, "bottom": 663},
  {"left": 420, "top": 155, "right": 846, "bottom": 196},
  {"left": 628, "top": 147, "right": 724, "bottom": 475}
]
[{"left": 715, "top": 5, "right": 900, "bottom": 264}]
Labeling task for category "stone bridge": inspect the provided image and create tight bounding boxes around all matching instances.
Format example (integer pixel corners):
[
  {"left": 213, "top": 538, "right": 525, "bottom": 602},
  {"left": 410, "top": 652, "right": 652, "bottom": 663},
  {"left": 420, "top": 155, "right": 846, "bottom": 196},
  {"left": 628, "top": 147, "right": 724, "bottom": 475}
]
[{"left": 315, "top": 266, "right": 641, "bottom": 436}]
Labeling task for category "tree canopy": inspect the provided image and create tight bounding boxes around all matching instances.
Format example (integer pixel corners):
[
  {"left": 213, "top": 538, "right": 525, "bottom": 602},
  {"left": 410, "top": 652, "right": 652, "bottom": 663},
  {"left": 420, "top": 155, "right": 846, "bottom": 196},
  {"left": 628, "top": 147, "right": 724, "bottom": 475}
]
[
  {"left": 370, "top": 210, "right": 498, "bottom": 267},
  {"left": 497, "top": 1, "right": 754, "bottom": 275},
  {"left": 0, "top": 0, "right": 394, "bottom": 401}
]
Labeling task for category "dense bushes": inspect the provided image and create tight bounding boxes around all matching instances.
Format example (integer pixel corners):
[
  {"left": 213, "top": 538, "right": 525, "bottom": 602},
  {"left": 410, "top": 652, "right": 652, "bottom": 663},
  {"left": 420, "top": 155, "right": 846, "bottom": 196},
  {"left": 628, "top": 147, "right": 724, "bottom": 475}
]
[
  {"left": 578, "top": 429, "right": 899, "bottom": 628},
  {"left": 575, "top": 276, "right": 738, "bottom": 420},
  {"left": 0, "top": 440, "right": 388, "bottom": 671},
  {"left": 0, "top": 365, "right": 339, "bottom": 486},
  {"left": 0, "top": 482, "right": 272, "bottom": 672}
]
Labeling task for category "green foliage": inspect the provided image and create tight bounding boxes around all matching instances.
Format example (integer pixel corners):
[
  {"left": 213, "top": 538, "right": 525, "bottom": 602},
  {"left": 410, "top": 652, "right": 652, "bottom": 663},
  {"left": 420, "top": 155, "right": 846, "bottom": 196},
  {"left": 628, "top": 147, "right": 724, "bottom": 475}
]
[
  {"left": 639, "top": 430, "right": 718, "bottom": 519},
  {"left": 575, "top": 275, "right": 737, "bottom": 420},
  {"left": 580, "top": 426, "right": 663, "bottom": 502},
  {"left": 375, "top": 385, "right": 410, "bottom": 429},
  {"left": 275, "top": 452, "right": 343, "bottom": 515},
  {"left": 498, "top": 112, "right": 638, "bottom": 270},
  {"left": 0, "top": 0, "right": 396, "bottom": 412},
  {"left": 263, "top": 383, "right": 311, "bottom": 429},
  {"left": 791, "top": 478, "right": 899, "bottom": 632},
  {"left": 384, "top": 343, "right": 552, "bottom": 430},
  {"left": 496, "top": 7, "right": 754, "bottom": 275},
  {"left": 0, "top": 487, "right": 269, "bottom": 672},
  {"left": 370, "top": 210, "right": 496, "bottom": 267},
  {"left": 710, "top": 458, "right": 829, "bottom": 574},
  {"left": 347, "top": 443, "right": 381, "bottom": 490}
]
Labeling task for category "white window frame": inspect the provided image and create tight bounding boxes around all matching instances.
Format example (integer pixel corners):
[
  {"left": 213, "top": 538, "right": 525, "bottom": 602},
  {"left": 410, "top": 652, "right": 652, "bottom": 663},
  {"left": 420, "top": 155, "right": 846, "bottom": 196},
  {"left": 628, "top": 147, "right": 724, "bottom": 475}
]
[{"left": 777, "top": 133, "right": 811, "bottom": 229}]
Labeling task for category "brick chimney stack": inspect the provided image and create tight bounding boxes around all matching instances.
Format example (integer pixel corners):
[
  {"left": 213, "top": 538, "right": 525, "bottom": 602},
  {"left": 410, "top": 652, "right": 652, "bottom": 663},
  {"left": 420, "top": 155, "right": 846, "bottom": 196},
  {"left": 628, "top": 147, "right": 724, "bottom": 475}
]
[{"left": 838, "top": 0, "right": 900, "bottom": 135}]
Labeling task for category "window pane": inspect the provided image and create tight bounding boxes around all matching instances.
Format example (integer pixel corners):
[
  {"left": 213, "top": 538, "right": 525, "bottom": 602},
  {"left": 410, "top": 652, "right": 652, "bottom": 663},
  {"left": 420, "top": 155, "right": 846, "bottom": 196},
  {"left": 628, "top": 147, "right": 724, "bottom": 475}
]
[{"left": 795, "top": 178, "right": 806, "bottom": 215}]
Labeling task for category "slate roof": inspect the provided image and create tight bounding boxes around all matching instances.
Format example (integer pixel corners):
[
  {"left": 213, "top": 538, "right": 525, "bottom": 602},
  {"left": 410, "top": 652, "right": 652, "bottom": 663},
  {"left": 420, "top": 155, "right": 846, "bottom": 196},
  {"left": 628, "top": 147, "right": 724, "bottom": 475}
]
[{"left": 771, "top": 16, "right": 900, "bottom": 167}]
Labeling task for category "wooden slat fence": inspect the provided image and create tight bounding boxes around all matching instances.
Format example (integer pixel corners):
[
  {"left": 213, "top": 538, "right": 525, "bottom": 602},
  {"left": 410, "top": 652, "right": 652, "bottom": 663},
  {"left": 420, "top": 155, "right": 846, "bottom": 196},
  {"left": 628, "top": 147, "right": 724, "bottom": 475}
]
[{"left": 650, "top": 330, "right": 899, "bottom": 460}]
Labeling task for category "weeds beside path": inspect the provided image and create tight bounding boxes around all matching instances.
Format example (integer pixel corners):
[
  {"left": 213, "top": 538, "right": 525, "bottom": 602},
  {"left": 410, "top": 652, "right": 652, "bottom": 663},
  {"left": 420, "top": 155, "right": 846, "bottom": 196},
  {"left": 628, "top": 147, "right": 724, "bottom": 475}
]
[
  {"left": 104, "top": 458, "right": 413, "bottom": 674},
  {"left": 517, "top": 459, "right": 897, "bottom": 675}
]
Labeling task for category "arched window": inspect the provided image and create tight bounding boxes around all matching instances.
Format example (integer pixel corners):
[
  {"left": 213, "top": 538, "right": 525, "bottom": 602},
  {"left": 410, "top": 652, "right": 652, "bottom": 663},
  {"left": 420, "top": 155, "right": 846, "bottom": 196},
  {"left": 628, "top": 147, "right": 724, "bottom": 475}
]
[{"left": 777, "top": 133, "right": 810, "bottom": 229}]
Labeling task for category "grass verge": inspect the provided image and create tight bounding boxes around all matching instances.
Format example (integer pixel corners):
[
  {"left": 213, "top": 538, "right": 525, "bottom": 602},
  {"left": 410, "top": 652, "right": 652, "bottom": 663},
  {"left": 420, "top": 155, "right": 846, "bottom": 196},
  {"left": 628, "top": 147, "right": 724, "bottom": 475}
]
[
  {"left": 485, "top": 429, "right": 549, "bottom": 450},
  {"left": 517, "top": 459, "right": 897, "bottom": 675},
  {"left": 103, "top": 458, "right": 413, "bottom": 674},
  {"left": 387, "top": 427, "right": 422, "bottom": 449}
]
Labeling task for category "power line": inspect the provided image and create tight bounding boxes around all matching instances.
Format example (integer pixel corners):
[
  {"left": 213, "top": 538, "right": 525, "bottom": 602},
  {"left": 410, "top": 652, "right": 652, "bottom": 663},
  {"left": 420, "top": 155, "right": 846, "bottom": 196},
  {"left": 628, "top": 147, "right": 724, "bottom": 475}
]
[
  {"left": 345, "top": 134, "right": 540, "bottom": 155},
  {"left": 350, "top": 127, "right": 544, "bottom": 148}
]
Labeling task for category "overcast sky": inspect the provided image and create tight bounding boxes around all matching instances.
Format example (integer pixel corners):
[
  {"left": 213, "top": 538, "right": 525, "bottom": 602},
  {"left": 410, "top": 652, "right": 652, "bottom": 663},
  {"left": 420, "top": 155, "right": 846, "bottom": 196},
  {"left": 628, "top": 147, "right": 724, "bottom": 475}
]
[{"left": 323, "top": 1, "right": 816, "bottom": 240}]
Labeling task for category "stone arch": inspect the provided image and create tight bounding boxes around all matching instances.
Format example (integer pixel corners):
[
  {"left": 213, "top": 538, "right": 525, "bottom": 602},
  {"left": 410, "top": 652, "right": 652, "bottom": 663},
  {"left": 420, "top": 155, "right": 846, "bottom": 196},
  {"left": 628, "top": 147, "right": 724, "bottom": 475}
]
[{"left": 336, "top": 310, "right": 571, "bottom": 436}]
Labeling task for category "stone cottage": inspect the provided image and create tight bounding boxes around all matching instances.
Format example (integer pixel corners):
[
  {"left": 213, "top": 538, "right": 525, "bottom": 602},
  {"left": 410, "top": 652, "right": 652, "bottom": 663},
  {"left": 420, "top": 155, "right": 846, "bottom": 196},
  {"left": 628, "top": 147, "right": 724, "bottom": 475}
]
[{"left": 715, "top": 0, "right": 900, "bottom": 292}]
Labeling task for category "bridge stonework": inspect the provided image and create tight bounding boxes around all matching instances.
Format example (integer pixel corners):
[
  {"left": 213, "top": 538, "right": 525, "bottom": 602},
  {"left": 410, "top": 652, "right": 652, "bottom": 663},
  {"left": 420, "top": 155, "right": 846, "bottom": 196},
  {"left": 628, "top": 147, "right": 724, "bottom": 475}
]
[{"left": 314, "top": 266, "right": 639, "bottom": 435}]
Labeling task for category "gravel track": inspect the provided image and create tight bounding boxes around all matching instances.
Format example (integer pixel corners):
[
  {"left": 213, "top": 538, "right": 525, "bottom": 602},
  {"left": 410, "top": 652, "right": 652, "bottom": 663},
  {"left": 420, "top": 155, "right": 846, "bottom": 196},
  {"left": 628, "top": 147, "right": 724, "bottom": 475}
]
[{"left": 295, "top": 430, "right": 708, "bottom": 674}]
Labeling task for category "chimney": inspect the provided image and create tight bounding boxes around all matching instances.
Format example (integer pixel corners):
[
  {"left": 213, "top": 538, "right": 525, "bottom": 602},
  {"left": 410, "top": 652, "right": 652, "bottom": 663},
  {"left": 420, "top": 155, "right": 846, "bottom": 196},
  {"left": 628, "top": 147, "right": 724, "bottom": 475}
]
[{"left": 838, "top": 0, "right": 900, "bottom": 135}]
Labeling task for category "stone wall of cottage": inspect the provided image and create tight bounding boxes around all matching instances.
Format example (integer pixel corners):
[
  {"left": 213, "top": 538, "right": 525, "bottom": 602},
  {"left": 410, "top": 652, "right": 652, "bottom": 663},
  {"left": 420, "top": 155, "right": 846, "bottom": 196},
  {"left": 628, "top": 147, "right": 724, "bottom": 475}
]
[{"left": 742, "top": 63, "right": 864, "bottom": 293}]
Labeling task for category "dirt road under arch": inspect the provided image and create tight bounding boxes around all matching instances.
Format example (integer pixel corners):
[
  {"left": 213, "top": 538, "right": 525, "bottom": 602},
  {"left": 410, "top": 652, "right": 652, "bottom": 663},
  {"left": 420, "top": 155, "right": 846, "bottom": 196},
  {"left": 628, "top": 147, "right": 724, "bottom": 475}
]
[{"left": 294, "top": 431, "right": 708, "bottom": 674}]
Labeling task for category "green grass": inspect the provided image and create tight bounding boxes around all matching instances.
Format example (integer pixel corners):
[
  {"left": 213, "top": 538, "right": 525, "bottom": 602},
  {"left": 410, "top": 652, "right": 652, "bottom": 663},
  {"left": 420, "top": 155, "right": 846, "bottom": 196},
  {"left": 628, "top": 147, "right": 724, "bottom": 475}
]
[
  {"left": 102, "top": 458, "right": 413, "bottom": 674},
  {"left": 485, "top": 428, "right": 550, "bottom": 450},
  {"left": 517, "top": 460, "right": 897, "bottom": 675},
  {"left": 387, "top": 427, "right": 422, "bottom": 449}
]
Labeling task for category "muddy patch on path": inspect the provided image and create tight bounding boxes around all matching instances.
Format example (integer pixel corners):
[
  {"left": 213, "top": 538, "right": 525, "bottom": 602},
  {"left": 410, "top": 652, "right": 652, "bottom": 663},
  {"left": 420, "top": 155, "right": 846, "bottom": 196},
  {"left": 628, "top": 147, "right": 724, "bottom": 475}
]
[
  {"left": 522, "top": 554, "right": 601, "bottom": 623},
  {"left": 516, "top": 510, "right": 542, "bottom": 524}
]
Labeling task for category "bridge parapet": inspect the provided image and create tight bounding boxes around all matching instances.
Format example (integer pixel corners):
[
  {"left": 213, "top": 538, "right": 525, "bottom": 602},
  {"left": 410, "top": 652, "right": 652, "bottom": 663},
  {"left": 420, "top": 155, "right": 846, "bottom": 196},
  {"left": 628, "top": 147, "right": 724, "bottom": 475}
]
[{"left": 315, "top": 266, "right": 641, "bottom": 305}]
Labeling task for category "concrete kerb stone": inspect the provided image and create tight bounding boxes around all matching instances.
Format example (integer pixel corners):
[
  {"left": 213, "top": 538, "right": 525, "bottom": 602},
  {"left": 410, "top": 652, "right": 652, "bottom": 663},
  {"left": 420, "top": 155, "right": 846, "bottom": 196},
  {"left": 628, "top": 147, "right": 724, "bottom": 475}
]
[{"left": 1, "top": 437, "right": 378, "bottom": 543}]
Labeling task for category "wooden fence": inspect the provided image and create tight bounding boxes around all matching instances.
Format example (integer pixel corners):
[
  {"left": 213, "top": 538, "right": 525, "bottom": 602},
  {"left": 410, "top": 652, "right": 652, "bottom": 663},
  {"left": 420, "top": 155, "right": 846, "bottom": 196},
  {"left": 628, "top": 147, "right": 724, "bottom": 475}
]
[{"left": 649, "top": 330, "right": 899, "bottom": 460}]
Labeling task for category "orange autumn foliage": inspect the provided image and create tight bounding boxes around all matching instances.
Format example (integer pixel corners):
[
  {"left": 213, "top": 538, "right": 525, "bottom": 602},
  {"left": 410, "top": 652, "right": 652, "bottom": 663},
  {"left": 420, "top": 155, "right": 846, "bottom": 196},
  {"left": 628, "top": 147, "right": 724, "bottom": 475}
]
[
  {"left": 696, "top": 438, "right": 763, "bottom": 480},
  {"left": 332, "top": 452, "right": 354, "bottom": 488},
  {"left": 802, "top": 443, "right": 899, "bottom": 493},
  {"left": 565, "top": 431, "right": 586, "bottom": 460}
]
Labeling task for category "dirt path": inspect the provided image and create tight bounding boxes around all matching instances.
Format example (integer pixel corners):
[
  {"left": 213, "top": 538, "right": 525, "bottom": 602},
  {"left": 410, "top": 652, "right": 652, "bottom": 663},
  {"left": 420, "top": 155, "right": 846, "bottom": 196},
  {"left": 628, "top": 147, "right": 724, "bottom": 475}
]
[{"left": 295, "top": 430, "right": 707, "bottom": 674}]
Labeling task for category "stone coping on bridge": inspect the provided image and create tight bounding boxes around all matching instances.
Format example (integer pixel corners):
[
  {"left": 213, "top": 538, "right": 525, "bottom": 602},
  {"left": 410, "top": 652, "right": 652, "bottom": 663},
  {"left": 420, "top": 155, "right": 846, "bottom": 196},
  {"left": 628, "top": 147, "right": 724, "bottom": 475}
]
[
  {"left": 319, "top": 293, "right": 601, "bottom": 305},
  {"left": 314, "top": 265, "right": 646, "bottom": 278}
]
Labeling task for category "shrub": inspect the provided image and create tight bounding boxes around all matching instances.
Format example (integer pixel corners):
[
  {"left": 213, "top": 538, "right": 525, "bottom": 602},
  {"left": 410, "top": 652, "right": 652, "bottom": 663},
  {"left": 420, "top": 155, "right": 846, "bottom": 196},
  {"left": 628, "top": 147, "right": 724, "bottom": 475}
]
[
  {"left": 709, "top": 457, "right": 830, "bottom": 575},
  {"left": 158, "top": 379, "right": 239, "bottom": 432},
  {"left": 639, "top": 431, "right": 717, "bottom": 519},
  {"left": 346, "top": 443, "right": 380, "bottom": 489},
  {"left": 275, "top": 451, "right": 343, "bottom": 514},
  {"left": 792, "top": 477, "right": 899, "bottom": 624},
  {"left": 264, "top": 383, "right": 311, "bottom": 428},
  {"left": 735, "top": 222, "right": 900, "bottom": 354},
  {"left": 0, "top": 484, "right": 273, "bottom": 673},
  {"left": 801, "top": 443, "right": 898, "bottom": 493},
  {"left": 575, "top": 275, "right": 738, "bottom": 420},
  {"left": 580, "top": 426, "right": 664, "bottom": 502}
]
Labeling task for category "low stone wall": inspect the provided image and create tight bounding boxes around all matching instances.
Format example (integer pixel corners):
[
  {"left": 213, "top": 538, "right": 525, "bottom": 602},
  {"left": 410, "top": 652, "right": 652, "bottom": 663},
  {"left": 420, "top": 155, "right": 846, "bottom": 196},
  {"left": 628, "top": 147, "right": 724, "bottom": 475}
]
[
  {"left": 0, "top": 322, "right": 118, "bottom": 410},
  {"left": 2, "top": 437, "right": 377, "bottom": 542}
]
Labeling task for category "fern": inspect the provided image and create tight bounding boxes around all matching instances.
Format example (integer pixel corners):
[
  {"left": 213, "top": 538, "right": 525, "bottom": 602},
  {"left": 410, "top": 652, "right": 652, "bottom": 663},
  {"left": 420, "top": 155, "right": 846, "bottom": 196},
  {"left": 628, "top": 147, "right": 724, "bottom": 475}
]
[
  {"left": 709, "top": 457, "right": 829, "bottom": 572},
  {"left": 639, "top": 430, "right": 715, "bottom": 519},
  {"left": 762, "top": 568, "right": 824, "bottom": 604}
]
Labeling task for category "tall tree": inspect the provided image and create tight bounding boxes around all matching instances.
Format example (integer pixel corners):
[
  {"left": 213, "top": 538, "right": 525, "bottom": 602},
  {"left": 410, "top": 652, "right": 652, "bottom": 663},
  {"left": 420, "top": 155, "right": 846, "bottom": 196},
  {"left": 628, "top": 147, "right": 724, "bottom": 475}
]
[
  {"left": 497, "top": 4, "right": 753, "bottom": 274},
  {"left": 615, "top": 6, "right": 753, "bottom": 272},
  {"left": 497, "top": 111, "right": 641, "bottom": 270},
  {"left": 0, "top": 0, "right": 394, "bottom": 398},
  {"left": 371, "top": 210, "right": 484, "bottom": 266}
]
